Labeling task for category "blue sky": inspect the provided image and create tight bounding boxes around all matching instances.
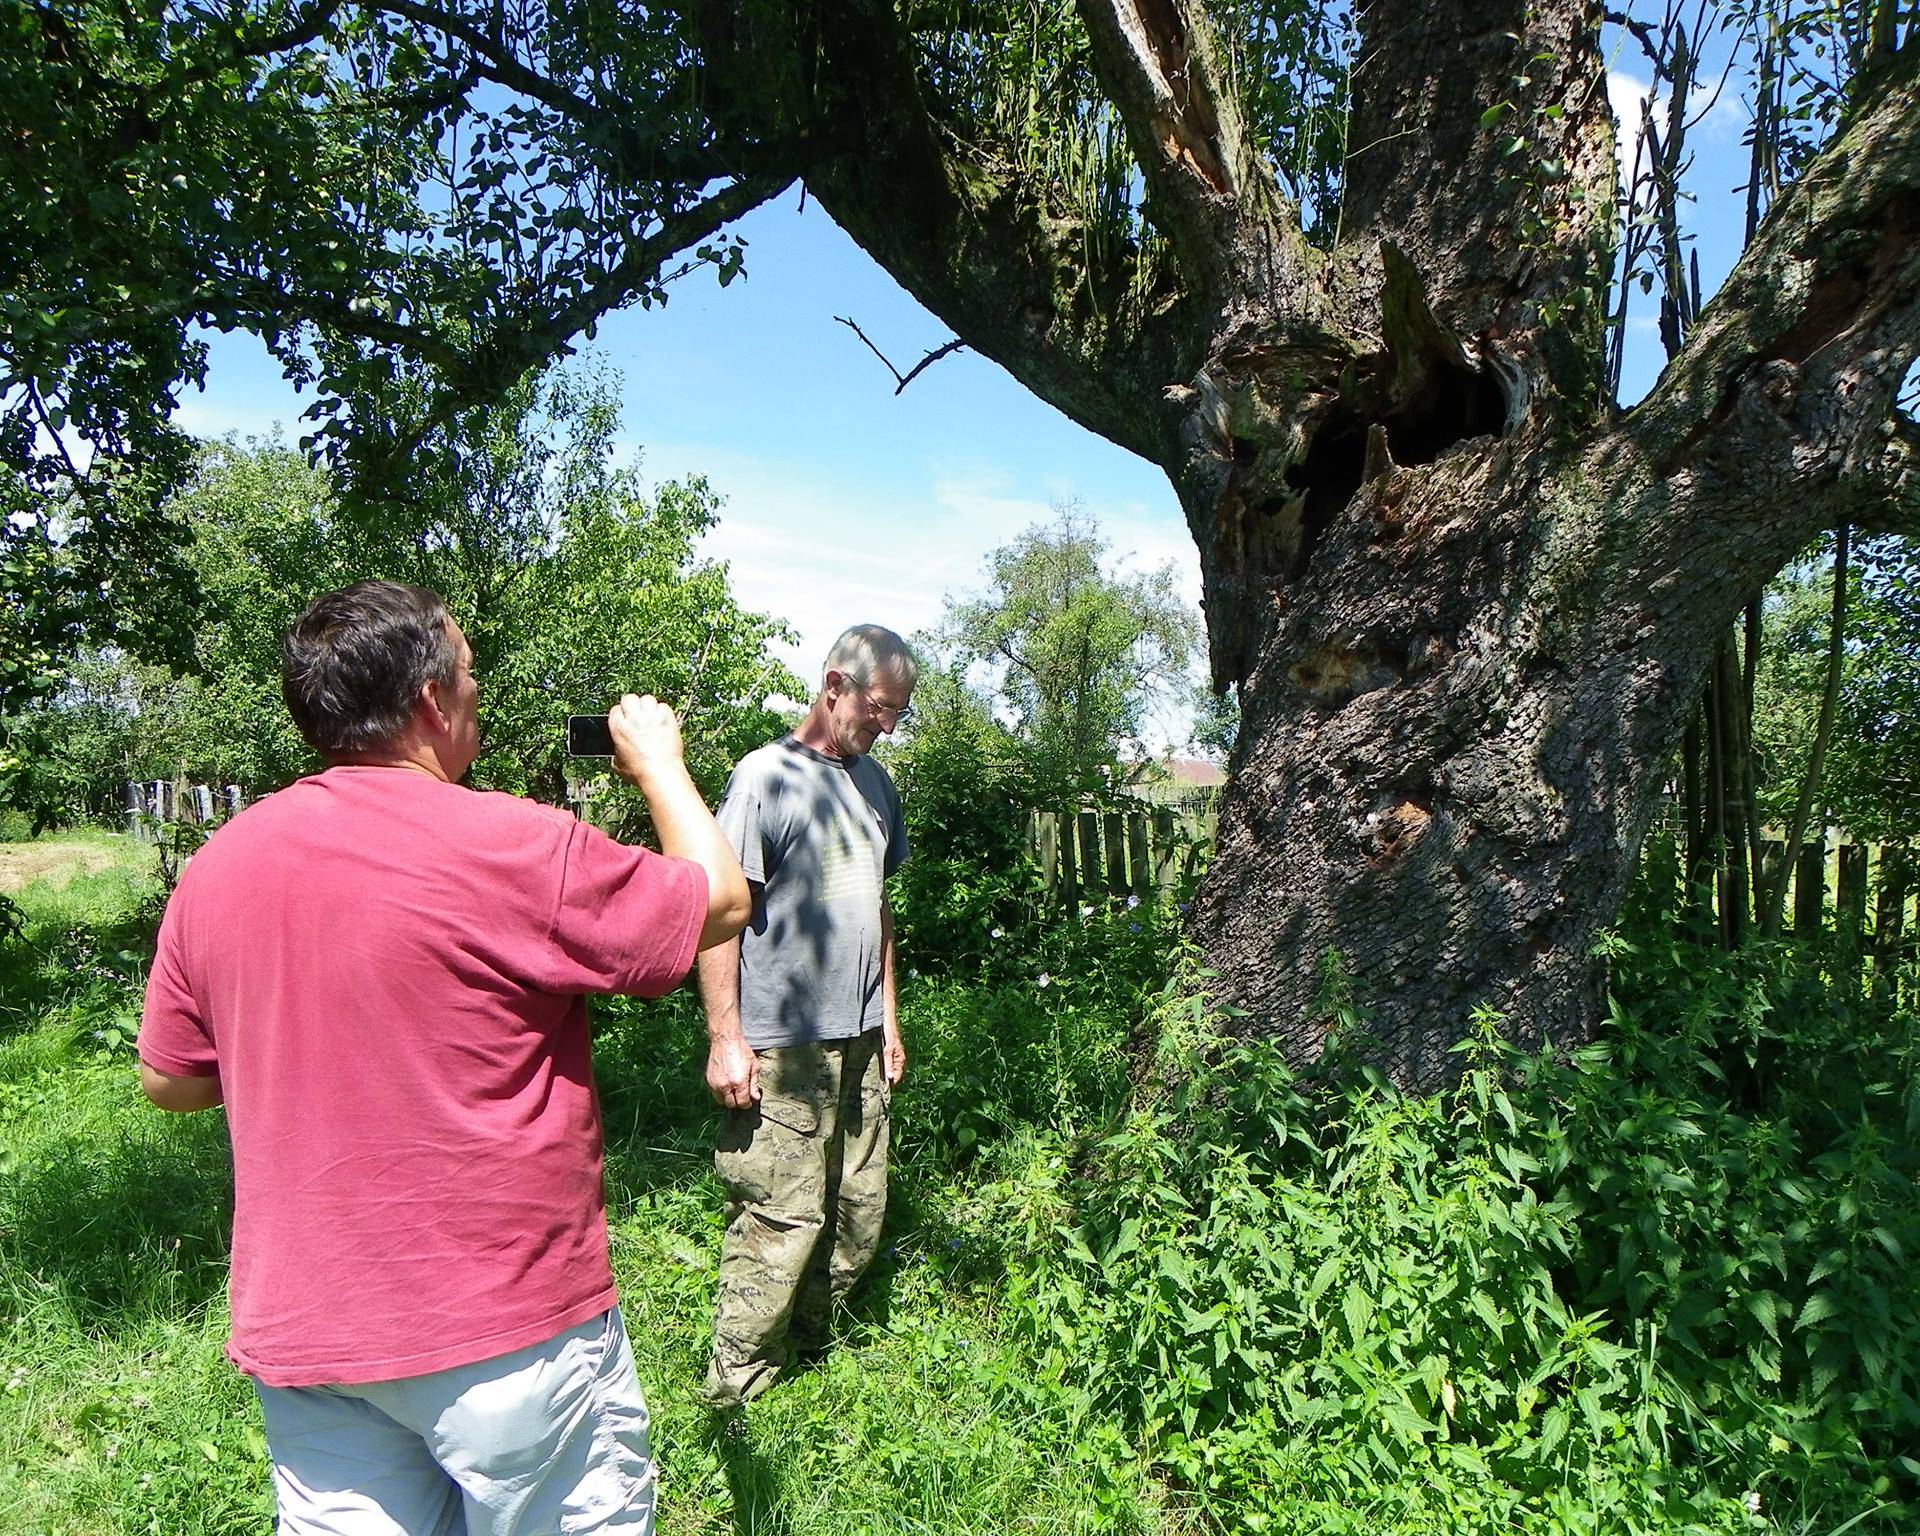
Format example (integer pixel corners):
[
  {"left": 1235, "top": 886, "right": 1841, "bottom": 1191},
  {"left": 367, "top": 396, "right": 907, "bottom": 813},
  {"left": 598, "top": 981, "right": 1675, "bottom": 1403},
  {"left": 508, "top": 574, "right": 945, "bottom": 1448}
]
[
  {"left": 180, "top": 196, "right": 1193, "bottom": 708},
  {"left": 173, "top": 35, "right": 1755, "bottom": 732}
]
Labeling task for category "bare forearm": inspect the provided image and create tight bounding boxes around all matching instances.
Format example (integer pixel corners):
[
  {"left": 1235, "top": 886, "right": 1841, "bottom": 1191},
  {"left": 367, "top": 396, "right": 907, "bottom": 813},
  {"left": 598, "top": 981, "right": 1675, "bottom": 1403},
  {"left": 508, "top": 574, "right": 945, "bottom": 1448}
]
[
  {"left": 697, "top": 938, "right": 744, "bottom": 1039},
  {"left": 633, "top": 761, "right": 750, "bottom": 948},
  {"left": 139, "top": 1061, "right": 223, "bottom": 1113},
  {"left": 880, "top": 900, "right": 899, "bottom": 1031},
  {"left": 698, "top": 936, "right": 761, "bottom": 1107},
  {"left": 879, "top": 899, "right": 906, "bottom": 1085}
]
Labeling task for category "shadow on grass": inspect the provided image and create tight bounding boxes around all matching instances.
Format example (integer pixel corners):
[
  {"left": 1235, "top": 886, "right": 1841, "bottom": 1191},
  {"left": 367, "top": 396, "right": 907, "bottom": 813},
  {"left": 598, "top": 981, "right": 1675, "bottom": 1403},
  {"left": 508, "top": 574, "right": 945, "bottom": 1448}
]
[
  {"left": 710, "top": 1417, "right": 794, "bottom": 1536},
  {"left": 595, "top": 988, "right": 739, "bottom": 1216},
  {"left": 0, "top": 894, "right": 160, "bottom": 1049},
  {"left": 0, "top": 1109, "right": 233, "bottom": 1327}
]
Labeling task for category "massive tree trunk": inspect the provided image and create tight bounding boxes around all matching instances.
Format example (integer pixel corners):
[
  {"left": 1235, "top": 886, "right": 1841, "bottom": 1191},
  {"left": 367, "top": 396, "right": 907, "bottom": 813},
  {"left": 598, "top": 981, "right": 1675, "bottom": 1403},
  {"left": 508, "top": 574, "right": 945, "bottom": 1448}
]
[
  {"left": 702, "top": 0, "right": 1920, "bottom": 1083},
  {"left": 1169, "top": 13, "right": 1917, "bottom": 1081}
]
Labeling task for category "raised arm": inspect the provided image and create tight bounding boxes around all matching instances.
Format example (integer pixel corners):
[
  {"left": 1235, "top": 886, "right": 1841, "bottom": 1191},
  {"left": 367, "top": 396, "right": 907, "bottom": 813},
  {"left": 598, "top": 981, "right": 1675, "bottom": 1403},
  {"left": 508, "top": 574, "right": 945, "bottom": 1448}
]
[{"left": 609, "top": 694, "right": 751, "bottom": 950}]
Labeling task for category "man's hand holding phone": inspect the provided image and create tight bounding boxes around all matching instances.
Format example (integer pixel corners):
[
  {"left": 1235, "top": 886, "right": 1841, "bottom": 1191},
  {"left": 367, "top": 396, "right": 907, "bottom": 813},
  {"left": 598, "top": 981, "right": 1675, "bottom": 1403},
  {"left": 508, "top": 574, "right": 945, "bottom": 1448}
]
[{"left": 608, "top": 695, "right": 685, "bottom": 790}]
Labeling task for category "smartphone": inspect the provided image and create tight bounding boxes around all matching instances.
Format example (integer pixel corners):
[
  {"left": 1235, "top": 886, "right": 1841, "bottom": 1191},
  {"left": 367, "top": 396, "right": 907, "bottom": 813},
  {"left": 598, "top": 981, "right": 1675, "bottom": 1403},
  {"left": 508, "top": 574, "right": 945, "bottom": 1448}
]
[{"left": 566, "top": 714, "right": 615, "bottom": 757}]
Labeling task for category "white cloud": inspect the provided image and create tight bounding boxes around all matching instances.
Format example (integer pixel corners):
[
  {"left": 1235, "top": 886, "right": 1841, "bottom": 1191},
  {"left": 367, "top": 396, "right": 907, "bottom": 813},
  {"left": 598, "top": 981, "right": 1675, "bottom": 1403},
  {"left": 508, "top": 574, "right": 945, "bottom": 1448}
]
[
  {"left": 1608, "top": 69, "right": 1657, "bottom": 194},
  {"left": 674, "top": 452, "right": 1204, "bottom": 743}
]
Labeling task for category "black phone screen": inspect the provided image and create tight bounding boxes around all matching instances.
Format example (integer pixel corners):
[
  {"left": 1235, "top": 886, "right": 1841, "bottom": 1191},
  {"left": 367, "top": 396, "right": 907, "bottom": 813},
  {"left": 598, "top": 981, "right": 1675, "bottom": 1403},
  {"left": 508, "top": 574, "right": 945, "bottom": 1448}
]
[{"left": 566, "top": 714, "right": 615, "bottom": 756}]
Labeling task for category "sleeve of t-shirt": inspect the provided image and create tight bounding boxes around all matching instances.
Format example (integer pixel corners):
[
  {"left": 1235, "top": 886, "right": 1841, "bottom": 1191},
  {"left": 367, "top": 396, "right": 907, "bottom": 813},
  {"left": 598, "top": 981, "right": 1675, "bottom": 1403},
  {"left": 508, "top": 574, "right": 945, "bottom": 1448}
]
[
  {"left": 138, "top": 897, "right": 219, "bottom": 1078},
  {"left": 716, "top": 763, "right": 773, "bottom": 886},
  {"left": 543, "top": 821, "right": 708, "bottom": 998},
  {"left": 882, "top": 774, "right": 910, "bottom": 879}
]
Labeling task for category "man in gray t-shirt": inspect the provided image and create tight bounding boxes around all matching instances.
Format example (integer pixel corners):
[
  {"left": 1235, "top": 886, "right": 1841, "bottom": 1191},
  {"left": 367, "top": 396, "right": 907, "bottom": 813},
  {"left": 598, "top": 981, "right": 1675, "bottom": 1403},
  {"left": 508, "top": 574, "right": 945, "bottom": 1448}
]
[{"left": 697, "top": 625, "right": 916, "bottom": 1407}]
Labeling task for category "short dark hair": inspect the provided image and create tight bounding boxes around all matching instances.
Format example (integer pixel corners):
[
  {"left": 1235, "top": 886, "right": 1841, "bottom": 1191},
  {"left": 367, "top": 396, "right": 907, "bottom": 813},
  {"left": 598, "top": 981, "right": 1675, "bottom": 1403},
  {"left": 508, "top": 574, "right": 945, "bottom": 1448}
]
[{"left": 281, "top": 581, "right": 459, "bottom": 756}]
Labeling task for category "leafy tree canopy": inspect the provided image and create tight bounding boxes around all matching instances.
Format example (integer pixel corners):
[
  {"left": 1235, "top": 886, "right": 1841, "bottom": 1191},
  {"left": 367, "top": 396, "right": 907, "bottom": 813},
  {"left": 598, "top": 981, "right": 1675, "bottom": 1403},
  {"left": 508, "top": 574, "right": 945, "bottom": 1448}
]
[
  {"left": 2, "top": 360, "right": 801, "bottom": 826},
  {"left": 934, "top": 504, "right": 1201, "bottom": 794}
]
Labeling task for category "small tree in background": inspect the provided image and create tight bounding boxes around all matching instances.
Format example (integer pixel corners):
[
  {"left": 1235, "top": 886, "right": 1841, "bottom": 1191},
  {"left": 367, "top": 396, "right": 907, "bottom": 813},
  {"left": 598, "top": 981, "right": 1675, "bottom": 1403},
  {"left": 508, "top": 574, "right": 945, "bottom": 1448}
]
[
  {"left": 1189, "top": 687, "right": 1240, "bottom": 761},
  {"left": 1755, "top": 534, "right": 1920, "bottom": 844},
  {"left": 937, "top": 504, "right": 1201, "bottom": 797},
  {"left": 2, "top": 362, "right": 799, "bottom": 826},
  {"left": 880, "top": 662, "right": 1039, "bottom": 970}
]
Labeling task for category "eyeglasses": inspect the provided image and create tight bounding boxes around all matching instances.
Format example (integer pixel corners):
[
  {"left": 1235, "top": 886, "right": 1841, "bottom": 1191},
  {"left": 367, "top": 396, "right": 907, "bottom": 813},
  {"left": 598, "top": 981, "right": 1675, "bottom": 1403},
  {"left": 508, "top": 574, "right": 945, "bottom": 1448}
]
[{"left": 842, "top": 673, "right": 913, "bottom": 725}]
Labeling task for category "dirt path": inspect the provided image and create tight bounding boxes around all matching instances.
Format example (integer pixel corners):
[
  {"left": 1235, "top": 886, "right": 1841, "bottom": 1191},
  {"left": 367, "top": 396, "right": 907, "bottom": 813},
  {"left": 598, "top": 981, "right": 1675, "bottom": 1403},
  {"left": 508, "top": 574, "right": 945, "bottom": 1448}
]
[{"left": 0, "top": 839, "right": 127, "bottom": 896}]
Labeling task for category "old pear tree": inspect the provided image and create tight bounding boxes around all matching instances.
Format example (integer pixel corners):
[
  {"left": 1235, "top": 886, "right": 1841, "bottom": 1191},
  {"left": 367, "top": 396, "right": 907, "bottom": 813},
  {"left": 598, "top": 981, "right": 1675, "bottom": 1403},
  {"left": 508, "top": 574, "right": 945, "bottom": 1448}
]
[{"left": 7, "top": 0, "right": 1918, "bottom": 1082}]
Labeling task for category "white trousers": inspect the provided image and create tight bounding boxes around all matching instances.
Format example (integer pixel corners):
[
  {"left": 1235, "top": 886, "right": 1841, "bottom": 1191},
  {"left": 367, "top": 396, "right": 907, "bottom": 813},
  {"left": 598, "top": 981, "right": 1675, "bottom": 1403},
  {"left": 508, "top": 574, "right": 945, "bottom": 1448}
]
[{"left": 253, "top": 1306, "right": 654, "bottom": 1536}]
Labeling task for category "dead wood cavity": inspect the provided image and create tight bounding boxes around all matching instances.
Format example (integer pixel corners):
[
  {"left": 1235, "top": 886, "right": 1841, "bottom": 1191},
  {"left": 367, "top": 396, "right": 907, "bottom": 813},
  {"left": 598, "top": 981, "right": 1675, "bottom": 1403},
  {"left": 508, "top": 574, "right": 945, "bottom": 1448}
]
[{"left": 1280, "top": 347, "right": 1509, "bottom": 576}]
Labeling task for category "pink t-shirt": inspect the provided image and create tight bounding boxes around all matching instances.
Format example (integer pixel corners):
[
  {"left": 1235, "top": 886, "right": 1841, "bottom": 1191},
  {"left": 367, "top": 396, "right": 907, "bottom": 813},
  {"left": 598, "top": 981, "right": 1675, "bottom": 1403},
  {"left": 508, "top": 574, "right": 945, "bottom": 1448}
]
[{"left": 138, "top": 766, "right": 706, "bottom": 1388}]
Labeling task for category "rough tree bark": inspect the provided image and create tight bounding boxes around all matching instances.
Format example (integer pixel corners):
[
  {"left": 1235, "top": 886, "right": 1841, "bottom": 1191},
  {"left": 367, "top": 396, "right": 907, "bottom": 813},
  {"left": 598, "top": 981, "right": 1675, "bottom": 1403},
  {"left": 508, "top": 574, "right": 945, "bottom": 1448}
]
[{"left": 690, "top": 0, "right": 1920, "bottom": 1084}]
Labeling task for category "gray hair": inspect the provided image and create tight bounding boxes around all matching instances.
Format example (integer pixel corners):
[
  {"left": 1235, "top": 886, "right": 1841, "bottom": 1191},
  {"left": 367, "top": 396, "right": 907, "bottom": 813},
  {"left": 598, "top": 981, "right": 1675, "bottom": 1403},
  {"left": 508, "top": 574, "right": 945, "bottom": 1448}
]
[{"left": 823, "top": 625, "right": 918, "bottom": 690}]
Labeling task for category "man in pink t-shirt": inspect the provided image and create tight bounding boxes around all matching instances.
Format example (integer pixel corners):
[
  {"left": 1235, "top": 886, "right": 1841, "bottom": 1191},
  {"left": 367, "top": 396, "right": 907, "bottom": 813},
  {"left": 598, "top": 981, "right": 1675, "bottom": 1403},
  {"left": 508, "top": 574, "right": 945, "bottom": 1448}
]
[{"left": 138, "top": 580, "right": 750, "bottom": 1536}]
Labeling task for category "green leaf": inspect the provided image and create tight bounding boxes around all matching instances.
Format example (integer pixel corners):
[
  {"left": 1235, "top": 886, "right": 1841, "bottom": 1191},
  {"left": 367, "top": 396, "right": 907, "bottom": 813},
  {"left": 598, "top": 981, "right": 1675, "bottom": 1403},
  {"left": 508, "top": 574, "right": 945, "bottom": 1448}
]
[
  {"left": 1794, "top": 1290, "right": 1839, "bottom": 1331},
  {"left": 1537, "top": 1402, "right": 1570, "bottom": 1458},
  {"left": 1744, "top": 1289, "right": 1781, "bottom": 1342},
  {"left": 1342, "top": 1284, "right": 1376, "bottom": 1342}
]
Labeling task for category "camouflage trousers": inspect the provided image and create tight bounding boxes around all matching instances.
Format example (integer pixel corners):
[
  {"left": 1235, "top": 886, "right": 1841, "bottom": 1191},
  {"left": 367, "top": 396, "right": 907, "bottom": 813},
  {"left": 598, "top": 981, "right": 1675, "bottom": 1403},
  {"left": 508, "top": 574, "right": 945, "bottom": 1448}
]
[{"left": 705, "top": 1030, "right": 890, "bottom": 1406}]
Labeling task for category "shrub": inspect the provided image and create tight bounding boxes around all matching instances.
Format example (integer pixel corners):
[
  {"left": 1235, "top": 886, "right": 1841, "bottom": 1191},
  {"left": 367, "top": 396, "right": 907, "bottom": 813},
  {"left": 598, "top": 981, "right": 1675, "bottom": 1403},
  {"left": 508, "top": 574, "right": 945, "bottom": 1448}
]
[{"left": 995, "top": 938, "right": 1919, "bottom": 1533}]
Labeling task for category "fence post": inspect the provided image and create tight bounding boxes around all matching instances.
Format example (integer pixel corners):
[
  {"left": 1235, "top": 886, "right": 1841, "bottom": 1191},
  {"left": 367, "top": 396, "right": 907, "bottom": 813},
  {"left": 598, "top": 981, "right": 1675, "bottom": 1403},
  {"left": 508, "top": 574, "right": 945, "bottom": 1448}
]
[
  {"left": 1127, "top": 812, "right": 1150, "bottom": 894},
  {"left": 1034, "top": 811, "right": 1059, "bottom": 898},
  {"left": 1874, "top": 845, "right": 1909, "bottom": 1000},
  {"left": 1077, "top": 809, "right": 1103, "bottom": 906},
  {"left": 1793, "top": 844, "right": 1827, "bottom": 938},
  {"left": 1178, "top": 812, "right": 1208, "bottom": 885},
  {"left": 1150, "top": 808, "right": 1177, "bottom": 892},
  {"left": 1058, "top": 811, "right": 1079, "bottom": 913},
  {"left": 1837, "top": 845, "right": 1869, "bottom": 975},
  {"left": 1102, "top": 811, "right": 1128, "bottom": 898}
]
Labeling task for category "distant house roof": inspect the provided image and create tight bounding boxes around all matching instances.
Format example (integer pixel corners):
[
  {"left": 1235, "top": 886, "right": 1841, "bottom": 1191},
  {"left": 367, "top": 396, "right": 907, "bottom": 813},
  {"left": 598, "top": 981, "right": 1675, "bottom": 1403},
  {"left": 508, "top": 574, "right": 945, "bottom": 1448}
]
[{"left": 1164, "top": 758, "right": 1226, "bottom": 787}]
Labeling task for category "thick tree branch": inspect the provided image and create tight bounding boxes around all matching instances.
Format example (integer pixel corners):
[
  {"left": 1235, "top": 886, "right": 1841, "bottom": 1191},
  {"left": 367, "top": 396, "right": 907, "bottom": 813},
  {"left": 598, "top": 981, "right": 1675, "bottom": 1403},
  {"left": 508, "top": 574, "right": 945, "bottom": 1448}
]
[
  {"left": 515, "top": 173, "right": 791, "bottom": 380},
  {"left": 1341, "top": 0, "right": 1614, "bottom": 388},
  {"left": 1074, "top": 0, "right": 1311, "bottom": 311},
  {"left": 1854, "top": 410, "right": 1920, "bottom": 536},
  {"left": 695, "top": 0, "right": 1193, "bottom": 459},
  {"left": 1631, "top": 51, "right": 1920, "bottom": 533}
]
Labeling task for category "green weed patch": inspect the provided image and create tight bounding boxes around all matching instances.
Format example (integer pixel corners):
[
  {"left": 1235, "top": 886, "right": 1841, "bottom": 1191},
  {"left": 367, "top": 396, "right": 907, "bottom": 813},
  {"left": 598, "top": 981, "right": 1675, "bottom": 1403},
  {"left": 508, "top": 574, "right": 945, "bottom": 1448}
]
[
  {"left": 997, "top": 938, "right": 1919, "bottom": 1533},
  {"left": 3, "top": 833, "right": 1914, "bottom": 1532}
]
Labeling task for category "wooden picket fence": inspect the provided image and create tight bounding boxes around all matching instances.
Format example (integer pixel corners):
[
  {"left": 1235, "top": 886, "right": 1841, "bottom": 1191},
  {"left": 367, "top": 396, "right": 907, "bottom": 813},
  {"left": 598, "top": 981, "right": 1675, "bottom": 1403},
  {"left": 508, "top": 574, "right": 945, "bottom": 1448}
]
[
  {"left": 1645, "top": 830, "right": 1916, "bottom": 955},
  {"left": 124, "top": 780, "right": 248, "bottom": 842},
  {"left": 1026, "top": 803, "right": 1212, "bottom": 906}
]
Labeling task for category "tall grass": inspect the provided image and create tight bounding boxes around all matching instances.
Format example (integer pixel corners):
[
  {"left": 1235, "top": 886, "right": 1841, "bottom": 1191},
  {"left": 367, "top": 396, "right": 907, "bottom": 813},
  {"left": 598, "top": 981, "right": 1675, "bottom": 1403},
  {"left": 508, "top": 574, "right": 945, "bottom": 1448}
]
[{"left": 0, "top": 836, "right": 1172, "bottom": 1534}]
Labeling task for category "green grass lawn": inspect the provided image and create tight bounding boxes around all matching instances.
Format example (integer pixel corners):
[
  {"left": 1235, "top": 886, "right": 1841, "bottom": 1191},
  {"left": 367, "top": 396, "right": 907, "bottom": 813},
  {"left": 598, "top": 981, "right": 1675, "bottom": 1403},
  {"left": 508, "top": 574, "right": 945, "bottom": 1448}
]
[{"left": 0, "top": 835, "right": 1175, "bottom": 1535}]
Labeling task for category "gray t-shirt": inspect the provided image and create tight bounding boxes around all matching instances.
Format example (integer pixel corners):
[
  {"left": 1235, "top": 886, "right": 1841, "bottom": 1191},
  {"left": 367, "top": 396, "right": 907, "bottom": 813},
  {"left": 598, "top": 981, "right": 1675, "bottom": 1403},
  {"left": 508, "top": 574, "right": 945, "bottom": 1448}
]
[{"left": 716, "top": 736, "right": 909, "bottom": 1049}]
